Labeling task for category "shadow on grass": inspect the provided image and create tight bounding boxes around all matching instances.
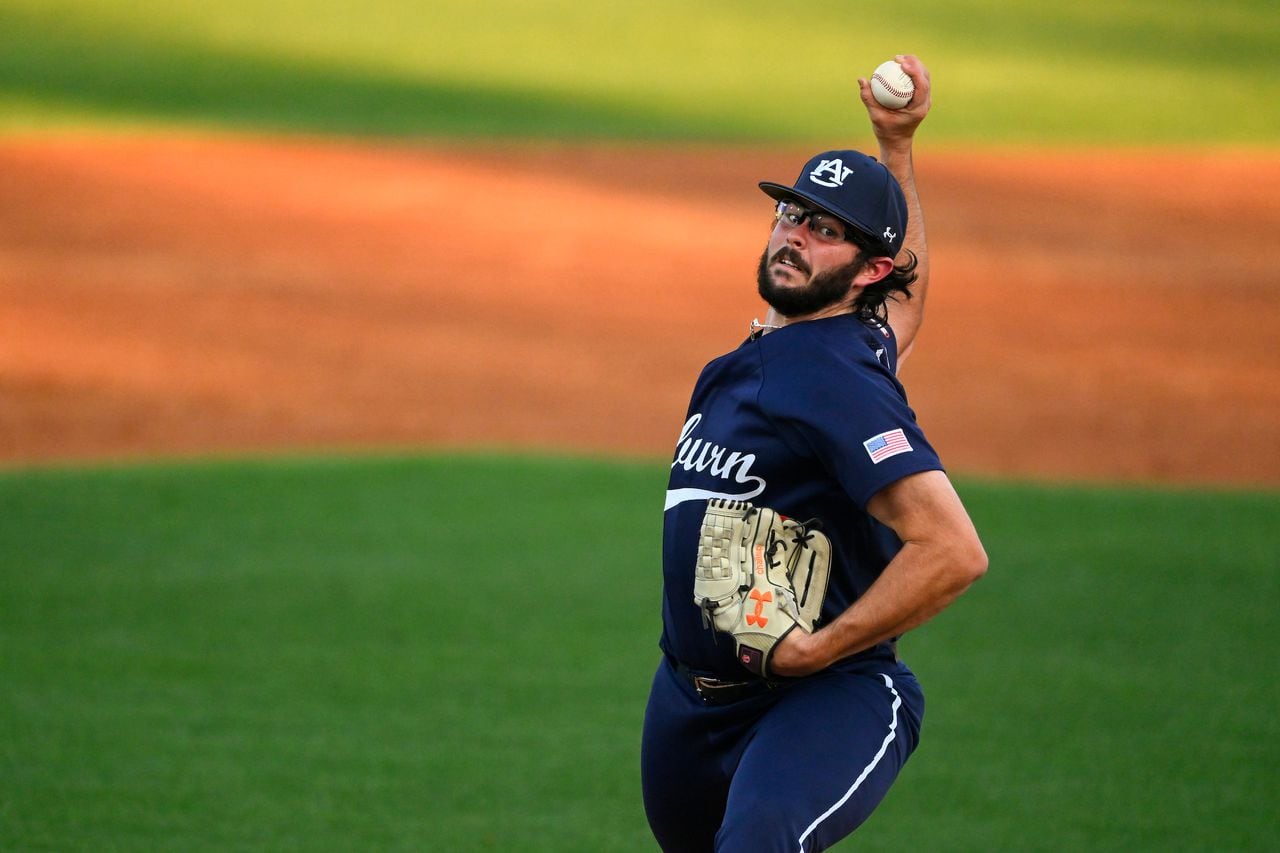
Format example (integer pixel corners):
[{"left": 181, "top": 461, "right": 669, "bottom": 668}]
[{"left": 0, "top": 8, "right": 724, "bottom": 140}]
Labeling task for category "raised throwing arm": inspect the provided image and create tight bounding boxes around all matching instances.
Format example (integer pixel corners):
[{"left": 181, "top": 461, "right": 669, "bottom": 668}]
[{"left": 858, "top": 54, "right": 933, "bottom": 366}]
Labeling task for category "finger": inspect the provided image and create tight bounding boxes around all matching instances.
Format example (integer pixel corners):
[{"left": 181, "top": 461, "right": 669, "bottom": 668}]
[
  {"left": 856, "top": 76, "right": 877, "bottom": 108},
  {"left": 894, "top": 54, "right": 930, "bottom": 94}
]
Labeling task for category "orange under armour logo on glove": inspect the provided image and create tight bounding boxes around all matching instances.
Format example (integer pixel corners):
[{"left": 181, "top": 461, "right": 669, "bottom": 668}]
[
  {"left": 746, "top": 588, "right": 772, "bottom": 627},
  {"left": 692, "top": 499, "right": 831, "bottom": 679}
]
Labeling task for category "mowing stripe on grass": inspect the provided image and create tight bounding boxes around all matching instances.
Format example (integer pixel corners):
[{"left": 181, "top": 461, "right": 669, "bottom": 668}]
[{"left": 2, "top": 454, "right": 1276, "bottom": 849}]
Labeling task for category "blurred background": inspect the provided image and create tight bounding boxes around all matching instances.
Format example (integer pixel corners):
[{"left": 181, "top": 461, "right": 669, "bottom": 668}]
[{"left": 1, "top": 1, "right": 1276, "bottom": 849}]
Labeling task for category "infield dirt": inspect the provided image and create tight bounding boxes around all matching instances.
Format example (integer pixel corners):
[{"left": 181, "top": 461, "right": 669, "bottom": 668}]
[{"left": 1, "top": 135, "right": 1277, "bottom": 486}]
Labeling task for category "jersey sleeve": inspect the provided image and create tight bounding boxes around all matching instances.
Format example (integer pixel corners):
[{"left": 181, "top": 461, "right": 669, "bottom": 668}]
[{"left": 757, "top": 324, "right": 943, "bottom": 508}]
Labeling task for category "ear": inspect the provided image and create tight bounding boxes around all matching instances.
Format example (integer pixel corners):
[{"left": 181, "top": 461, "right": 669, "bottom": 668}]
[{"left": 851, "top": 256, "right": 895, "bottom": 287}]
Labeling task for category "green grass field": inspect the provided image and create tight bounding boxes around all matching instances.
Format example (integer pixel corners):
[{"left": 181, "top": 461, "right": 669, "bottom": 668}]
[
  {"left": 2, "top": 0, "right": 1277, "bottom": 142},
  {"left": 2, "top": 1, "right": 1278, "bottom": 848},
  {"left": 2, "top": 455, "right": 1276, "bottom": 850}
]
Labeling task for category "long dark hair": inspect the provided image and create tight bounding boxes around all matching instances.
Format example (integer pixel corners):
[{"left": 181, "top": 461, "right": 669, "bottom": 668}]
[{"left": 846, "top": 229, "right": 919, "bottom": 322}]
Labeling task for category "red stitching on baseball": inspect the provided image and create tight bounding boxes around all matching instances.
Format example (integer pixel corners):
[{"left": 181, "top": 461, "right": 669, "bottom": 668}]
[{"left": 872, "top": 73, "right": 912, "bottom": 99}]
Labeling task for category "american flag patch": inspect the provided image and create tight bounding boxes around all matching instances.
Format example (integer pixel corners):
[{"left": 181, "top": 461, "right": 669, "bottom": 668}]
[{"left": 863, "top": 428, "right": 912, "bottom": 464}]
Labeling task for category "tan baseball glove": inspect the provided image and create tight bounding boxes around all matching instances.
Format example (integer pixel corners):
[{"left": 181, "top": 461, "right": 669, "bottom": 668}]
[{"left": 693, "top": 499, "right": 831, "bottom": 678}]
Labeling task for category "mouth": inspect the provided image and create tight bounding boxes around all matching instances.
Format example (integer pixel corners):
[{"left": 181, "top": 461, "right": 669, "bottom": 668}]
[{"left": 770, "top": 250, "right": 810, "bottom": 277}]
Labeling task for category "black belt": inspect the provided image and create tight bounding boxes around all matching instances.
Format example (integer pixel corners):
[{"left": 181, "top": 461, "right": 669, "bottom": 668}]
[
  {"left": 672, "top": 640, "right": 900, "bottom": 706},
  {"left": 675, "top": 662, "right": 779, "bottom": 706}
]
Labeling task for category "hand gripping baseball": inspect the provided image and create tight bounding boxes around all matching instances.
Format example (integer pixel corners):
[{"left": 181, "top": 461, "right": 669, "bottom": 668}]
[{"left": 693, "top": 499, "right": 831, "bottom": 678}]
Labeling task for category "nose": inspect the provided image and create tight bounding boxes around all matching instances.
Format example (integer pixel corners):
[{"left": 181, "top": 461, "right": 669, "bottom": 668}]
[{"left": 778, "top": 214, "right": 810, "bottom": 247}]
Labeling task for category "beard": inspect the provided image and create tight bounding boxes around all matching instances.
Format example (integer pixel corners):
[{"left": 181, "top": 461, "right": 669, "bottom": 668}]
[{"left": 756, "top": 246, "right": 868, "bottom": 318}]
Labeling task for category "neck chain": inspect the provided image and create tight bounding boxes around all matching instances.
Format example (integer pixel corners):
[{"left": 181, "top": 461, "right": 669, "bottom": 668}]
[{"left": 749, "top": 318, "right": 782, "bottom": 338}]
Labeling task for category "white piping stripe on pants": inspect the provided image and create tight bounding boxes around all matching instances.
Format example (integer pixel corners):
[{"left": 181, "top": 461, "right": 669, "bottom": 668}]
[{"left": 795, "top": 674, "right": 902, "bottom": 853}]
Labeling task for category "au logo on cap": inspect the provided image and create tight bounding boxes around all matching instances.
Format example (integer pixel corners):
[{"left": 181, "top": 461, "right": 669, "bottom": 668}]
[{"left": 808, "top": 158, "right": 853, "bottom": 188}]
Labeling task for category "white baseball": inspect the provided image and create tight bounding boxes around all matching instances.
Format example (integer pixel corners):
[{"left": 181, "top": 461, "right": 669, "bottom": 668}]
[{"left": 870, "top": 60, "right": 914, "bottom": 110}]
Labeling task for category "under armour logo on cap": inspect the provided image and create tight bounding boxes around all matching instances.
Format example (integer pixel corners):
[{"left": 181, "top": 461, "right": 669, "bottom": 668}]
[{"left": 808, "top": 158, "right": 854, "bottom": 188}]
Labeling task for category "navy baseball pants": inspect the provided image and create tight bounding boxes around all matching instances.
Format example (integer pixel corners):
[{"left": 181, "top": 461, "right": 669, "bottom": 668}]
[{"left": 641, "top": 655, "right": 924, "bottom": 852}]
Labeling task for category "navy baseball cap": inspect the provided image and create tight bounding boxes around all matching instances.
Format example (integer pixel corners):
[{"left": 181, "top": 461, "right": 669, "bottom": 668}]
[{"left": 759, "top": 150, "right": 907, "bottom": 258}]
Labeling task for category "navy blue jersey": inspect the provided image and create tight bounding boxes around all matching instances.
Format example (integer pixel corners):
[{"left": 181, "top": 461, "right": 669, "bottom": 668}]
[{"left": 659, "top": 313, "right": 944, "bottom": 677}]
